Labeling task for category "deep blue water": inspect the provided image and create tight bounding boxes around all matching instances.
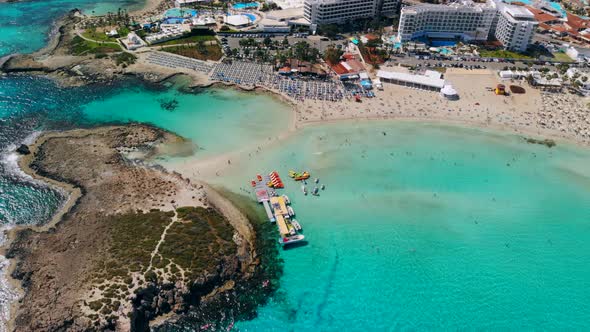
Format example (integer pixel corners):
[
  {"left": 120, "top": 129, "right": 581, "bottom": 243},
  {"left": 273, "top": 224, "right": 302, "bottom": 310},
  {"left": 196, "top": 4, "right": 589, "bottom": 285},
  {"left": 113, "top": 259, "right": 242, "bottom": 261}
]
[{"left": 0, "top": 0, "right": 145, "bottom": 57}]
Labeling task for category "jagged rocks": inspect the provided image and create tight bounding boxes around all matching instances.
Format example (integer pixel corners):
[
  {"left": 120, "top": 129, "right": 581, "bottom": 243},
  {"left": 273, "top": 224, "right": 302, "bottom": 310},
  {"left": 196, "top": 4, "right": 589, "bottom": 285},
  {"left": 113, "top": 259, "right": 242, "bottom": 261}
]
[{"left": 16, "top": 144, "right": 31, "bottom": 155}]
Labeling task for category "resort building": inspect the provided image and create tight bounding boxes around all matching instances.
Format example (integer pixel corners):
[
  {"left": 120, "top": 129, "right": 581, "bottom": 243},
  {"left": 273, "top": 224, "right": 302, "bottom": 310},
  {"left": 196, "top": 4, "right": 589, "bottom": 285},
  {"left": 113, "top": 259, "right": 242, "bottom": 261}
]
[
  {"left": 258, "top": 18, "right": 291, "bottom": 32},
  {"left": 397, "top": 0, "right": 498, "bottom": 43},
  {"left": 175, "top": 0, "right": 210, "bottom": 7},
  {"left": 120, "top": 32, "right": 147, "bottom": 50},
  {"left": 376, "top": 69, "right": 446, "bottom": 91},
  {"left": 397, "top": 0, "right": 538, "bottom": 52},
  {"left": 494, "top": 5, "right": 537, "bottom": 52},
  {"left": 303, "top": 0, "right": 400, "bottom": 25}
]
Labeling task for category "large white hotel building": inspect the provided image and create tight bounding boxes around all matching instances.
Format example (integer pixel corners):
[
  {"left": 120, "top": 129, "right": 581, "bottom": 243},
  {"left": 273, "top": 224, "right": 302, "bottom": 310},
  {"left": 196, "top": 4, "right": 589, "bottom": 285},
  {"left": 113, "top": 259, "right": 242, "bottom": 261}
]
[
  {"left": 303, "top": 0, "right": 400, "bottom": 25},
  {"left": 397, "top": 0, "right": 538, "bottom": 52}
]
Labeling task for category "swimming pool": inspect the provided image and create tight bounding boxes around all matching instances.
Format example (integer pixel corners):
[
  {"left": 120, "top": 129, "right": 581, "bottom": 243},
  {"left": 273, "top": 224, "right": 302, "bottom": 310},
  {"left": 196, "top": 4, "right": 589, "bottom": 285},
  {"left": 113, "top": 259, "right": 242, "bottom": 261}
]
[
  {"left": 243, "top": 13, "right": 257, "bottom": 22},
  {"left": 163, "top": 18, "right": 186, "bottom": 24},
  {"left": 440, "top": 48, "right": 452, "bottom": 55},
  {"left": 164, "top": 8, "right": 197, "bottom": 18},
  {"left": 548, "top": 1, "right": 567, "bottom": 17},
  {"left": 233, "top": 2, "right": 259, "bottom": 9}
]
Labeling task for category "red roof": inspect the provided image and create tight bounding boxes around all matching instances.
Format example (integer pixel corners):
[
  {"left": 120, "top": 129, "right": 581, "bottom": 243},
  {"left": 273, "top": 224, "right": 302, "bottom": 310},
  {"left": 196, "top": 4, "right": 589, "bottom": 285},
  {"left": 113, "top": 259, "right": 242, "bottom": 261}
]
[
  {"left": 565, "top": 13, "right": 590, "bottom": 31},
  {"left": 331, "top": 63, "right": 349, "bottom": 75},
  {"left": 364, "top": 33, "right": 379, "bottom": 41},
  {"left": 525, "top": 6, "right": 559, "bottom": 23}
]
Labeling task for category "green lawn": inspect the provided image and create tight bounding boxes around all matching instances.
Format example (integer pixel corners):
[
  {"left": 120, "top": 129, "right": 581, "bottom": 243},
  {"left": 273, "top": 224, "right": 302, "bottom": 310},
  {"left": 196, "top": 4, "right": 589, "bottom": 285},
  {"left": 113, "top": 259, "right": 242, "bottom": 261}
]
[
  {"left": 551, "top": 52, "right": 574, "bottom": 62},
  {"left": 70, "top": 36, "right": 121, "bottom": 55},
  {"left": 82, "top": 30, "right": 118, "bottom": 42},
  {"left": 156, "top": 34, "right": 217, "bottom": 46},
  {"left": 479, "top": 49, "right": 533, "bottom": 60}
]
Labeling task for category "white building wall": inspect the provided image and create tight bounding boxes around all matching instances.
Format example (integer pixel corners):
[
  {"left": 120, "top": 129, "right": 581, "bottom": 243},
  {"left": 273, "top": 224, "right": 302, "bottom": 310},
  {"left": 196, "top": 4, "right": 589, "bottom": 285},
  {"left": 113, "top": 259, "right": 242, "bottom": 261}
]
[
  {"left": 397, "top": 1, "right": 497, "bottom": 42},
  {"left": 494, "top": 7, "right": 537, "bottom": 52},
  {"left": 304, "top": 0, "right": 399, "bottom": 24}
]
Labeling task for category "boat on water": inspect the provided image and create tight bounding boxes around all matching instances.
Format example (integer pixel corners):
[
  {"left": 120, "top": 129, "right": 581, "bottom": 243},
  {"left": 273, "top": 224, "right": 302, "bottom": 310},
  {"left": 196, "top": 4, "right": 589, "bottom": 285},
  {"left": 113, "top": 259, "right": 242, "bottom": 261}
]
[
  {"left": 301, "top": 184, "right": 308, "bottom": 195},
  {"left": 287, "top": 206, "right": 295, "bottom": 217},
  {"left": 282, "top": 194, "right": 290, "bottom": 205},
  {"left": 321, "top": 184, "right": 326, "bottom": 190},
  {"left": 291, "top": 219, "right": 302, "bottom": 231},
  {"left": 278, "top": 234, "right": 305, "bottom": 246},
  {"left": 312, "top": 187, "right": 320, "bottom": 196},
  {"left": 289, "top": 170, "right": 310, "bottom": 181},
  {"left": 287, "top": 223, "right": 297, "bottom": 236}
]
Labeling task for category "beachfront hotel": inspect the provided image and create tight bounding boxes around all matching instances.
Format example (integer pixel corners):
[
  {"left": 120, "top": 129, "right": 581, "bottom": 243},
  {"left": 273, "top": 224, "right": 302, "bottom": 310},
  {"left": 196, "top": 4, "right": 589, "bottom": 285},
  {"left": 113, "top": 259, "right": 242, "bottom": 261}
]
[
  {"left": 303, "top": 0, "right": 400, "bottom": 24},
  {"left": 397, "top": 0, "right": 497, "bottom": 43},
  {"left": 494, "top": 5, "right": 538, "bottom": 52},
  {"left": 397, "top": 0, "right": 538, "bottom": 52}
]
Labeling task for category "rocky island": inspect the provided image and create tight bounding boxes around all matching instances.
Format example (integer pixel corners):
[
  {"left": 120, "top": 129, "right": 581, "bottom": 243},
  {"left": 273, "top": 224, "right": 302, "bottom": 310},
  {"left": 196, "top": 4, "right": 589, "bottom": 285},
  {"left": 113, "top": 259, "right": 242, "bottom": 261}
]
[{"left": 6, "top": 125, "right": 279, "bottom": 331}]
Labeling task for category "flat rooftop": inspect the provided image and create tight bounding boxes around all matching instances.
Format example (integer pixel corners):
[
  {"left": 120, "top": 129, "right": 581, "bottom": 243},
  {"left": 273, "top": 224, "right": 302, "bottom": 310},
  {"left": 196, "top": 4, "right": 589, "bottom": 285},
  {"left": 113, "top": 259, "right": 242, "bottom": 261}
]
[{"left": 377, "top": 69, "right": 446, "bottom": 89}]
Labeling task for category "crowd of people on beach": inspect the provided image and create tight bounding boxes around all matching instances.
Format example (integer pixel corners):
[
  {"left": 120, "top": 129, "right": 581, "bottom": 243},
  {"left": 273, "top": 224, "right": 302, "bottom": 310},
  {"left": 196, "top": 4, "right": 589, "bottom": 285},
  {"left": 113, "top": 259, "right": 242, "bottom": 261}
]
[{"left": 537, "top": 93, "right": 590, "bottom": 143}]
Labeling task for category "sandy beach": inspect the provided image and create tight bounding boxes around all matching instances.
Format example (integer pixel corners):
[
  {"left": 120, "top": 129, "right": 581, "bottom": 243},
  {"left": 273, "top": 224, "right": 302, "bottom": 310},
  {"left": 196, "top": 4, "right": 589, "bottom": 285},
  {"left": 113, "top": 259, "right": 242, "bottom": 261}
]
[{"left": 293, "top": 68, "right": 590, "bottom": 146}]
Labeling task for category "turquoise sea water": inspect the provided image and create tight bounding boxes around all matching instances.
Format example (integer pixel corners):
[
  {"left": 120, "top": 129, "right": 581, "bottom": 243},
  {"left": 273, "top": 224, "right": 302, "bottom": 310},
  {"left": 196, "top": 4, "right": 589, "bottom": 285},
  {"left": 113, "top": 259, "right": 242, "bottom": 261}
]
[
  {"left": 197, "top": 121, "right": 590, "bottom": 330},
  {"left": 0, "top": 76, "right": 290, "bottom": 226},
  {"left": 0, "top": 0, "right": 145, "bottom": 57},
  {"left": 2, "top": 0, "right": 590, "bottom": 328},
  {"left": 82, "top": 86, "right": 290, "bottom": 158}
]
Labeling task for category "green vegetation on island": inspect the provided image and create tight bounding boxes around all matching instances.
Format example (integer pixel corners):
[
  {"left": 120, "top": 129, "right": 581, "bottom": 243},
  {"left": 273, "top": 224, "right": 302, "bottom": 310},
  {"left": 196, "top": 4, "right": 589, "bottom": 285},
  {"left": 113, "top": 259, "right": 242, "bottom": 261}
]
[{"left": 69, "top": 35, "right": 121, "bottom": 55}]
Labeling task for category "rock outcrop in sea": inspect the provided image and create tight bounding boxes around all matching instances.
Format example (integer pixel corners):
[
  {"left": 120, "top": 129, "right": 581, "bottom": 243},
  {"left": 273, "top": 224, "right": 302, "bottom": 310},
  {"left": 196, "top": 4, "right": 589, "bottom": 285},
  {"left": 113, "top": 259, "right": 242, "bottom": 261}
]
[{"left": 6, "top": 125, "right": 281, "bottom": 331}]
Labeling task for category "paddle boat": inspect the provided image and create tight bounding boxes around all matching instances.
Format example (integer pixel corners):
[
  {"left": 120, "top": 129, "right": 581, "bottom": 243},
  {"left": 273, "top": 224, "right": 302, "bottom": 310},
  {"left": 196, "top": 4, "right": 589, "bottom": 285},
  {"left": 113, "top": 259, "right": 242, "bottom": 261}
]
[
  {"left": 282, "top": 194, "right": 291, "bottom": 205},
  {"left": 291, "top": 219, "right": 302, "bottom": 231}
]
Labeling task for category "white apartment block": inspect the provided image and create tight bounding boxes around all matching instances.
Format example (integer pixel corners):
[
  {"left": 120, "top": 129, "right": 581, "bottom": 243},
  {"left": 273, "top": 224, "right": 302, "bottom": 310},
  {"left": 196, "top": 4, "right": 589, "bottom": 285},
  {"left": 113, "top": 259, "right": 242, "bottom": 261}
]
[
  {"left": 304, "top": 0, "right": 399, "bottom": 25},
  {"left": 494, "top": 5, "right": 537, "bottom": 52},
  {"left": 397, "top": 0, "right": 538, "bottom": 52},
  {"left": 397, "top": 0, "right": 497, "bottom": 42}
]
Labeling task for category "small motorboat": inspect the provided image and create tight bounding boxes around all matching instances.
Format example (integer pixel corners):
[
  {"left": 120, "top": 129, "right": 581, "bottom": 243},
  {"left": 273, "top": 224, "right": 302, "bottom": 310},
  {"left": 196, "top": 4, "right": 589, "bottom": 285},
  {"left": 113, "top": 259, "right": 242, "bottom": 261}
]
[
  {"left": 312, "top": 187, "right": 320, "bottom": 196},
  {"left": 321, "top": 184, "right": 326, "bottom": 190},
  {"left": 256, "top": 174, "right": 263, "bottom": 182},
  {"left": 291, "top": 219, "right": 302, "bottom": 231},
  {"left": 279, "top": 234, "right": 305, "bottom": 246},
  {"left": 301, "top": 184, "right": 308, "bottom": 195},
  {"left": 282, "top": 194, "right": 291, "bottom": 205},
  {"left": 287, "top": 206, "right": 295, "bottom": 217},
  {"left": 288, "top": 225, "right": 297, "bottom": 236},
  {"left": 250, "top": 180, "right": 256, "bottom": 187},
  {"left": 314, "top": 178, "right": 319, "bottom": 184}
]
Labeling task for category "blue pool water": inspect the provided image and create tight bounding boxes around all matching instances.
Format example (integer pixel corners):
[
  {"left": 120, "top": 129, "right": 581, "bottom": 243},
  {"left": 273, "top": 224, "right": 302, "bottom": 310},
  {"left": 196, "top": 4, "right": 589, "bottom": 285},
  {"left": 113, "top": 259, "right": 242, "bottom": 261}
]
[
  {"left": 233, "top": 2, "right": 259, "bottom": 9},
  {"left": 163, "top": 18, "right": 186, "bottom": 24},
  {"left": 164, "top": 8, "right": 197, "bottom": 18},
  {"left": 440, "top": 47, "right": 452, "bottom": 55},
  {"left": 549, "top": 1, "right": 567, "bottom": 17},
  {"left": 243, "top": 13, "right": 257, "bottom": 21}
]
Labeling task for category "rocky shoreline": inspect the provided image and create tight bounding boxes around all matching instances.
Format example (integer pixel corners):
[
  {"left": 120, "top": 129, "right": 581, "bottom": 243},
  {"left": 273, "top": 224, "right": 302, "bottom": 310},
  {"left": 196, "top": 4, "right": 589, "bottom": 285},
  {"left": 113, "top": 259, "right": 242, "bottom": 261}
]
[{"left": 5, "top": 124, "right": 280, "bottom": 331}]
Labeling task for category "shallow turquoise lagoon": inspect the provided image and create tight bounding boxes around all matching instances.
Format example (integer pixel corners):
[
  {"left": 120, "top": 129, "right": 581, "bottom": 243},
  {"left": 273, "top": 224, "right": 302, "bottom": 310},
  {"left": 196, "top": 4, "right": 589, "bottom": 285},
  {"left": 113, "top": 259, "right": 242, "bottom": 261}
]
[
  {"left": 207, "top": 121, "right": 590, "bottom": 330},
  {"left": 0, "top": 0, "right": 145, "bottom": 57},
  {"left": 81, "top": 87, "right": 291, "bottom": 157}
]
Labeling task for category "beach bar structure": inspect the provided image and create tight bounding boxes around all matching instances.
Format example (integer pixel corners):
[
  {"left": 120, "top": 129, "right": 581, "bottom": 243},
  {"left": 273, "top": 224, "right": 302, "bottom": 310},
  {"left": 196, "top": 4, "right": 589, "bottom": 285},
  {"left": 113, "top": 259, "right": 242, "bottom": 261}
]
[{"left": 376, "top": 70, "right": 445, "bottom": 91}]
